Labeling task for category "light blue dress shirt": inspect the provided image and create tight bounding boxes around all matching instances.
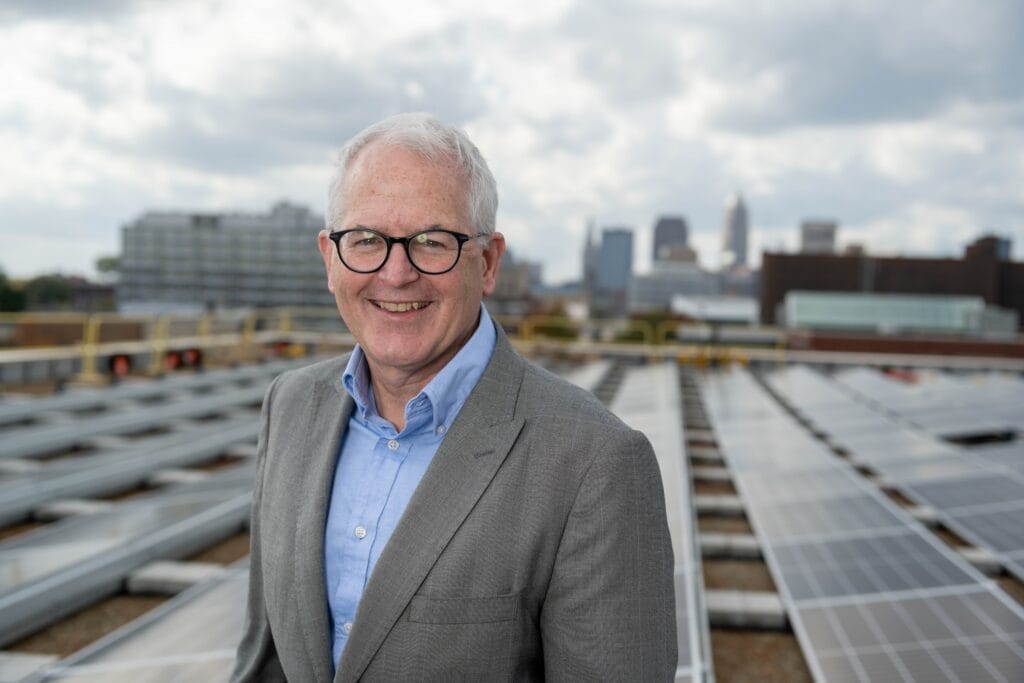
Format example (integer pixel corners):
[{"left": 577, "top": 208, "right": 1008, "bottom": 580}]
[{"left": 324, "top": 305, "right": 496, "bottom": 669}]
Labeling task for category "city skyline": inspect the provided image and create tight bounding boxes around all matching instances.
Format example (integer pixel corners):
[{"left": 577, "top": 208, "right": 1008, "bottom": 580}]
[{"left": 2, "top": 1, "right": 1022, "bottom": 285}]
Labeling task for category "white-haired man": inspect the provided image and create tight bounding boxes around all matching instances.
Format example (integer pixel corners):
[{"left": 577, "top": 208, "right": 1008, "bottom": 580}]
[{"left": 232, "top": 113, "right": 676, "bottom": 681}]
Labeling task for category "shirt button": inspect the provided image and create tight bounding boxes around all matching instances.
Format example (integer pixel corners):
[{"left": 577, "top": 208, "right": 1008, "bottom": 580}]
[
  {"left": 387, "top": 439, "right": 399, "bottom": 451},
  {"left": 354, "top": 525, "right": 367, "bottom": 539},
  {"left": 436, "top": 425, "right": 446, "bottom": 435},
  {"left": 343, "top": 622, "right": 353, "bottom": 635}
]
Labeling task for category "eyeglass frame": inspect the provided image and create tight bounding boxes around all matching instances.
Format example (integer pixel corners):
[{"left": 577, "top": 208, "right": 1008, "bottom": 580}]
[{"left": 327, "top": 227, "right": 490, "bottom": 275}]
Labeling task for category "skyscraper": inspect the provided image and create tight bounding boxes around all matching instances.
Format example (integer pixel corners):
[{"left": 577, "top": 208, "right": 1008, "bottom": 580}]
[
  {"left": 722, "top": 193, "right": 748, "bottom": 268},
  {"left": 800, "top": 219, "right": 837, "bottom": 254},
  {"left": 596, "top": 228, "right": 633, "bottom": 291},
  {"left": 652, "top": 216, "right": 688, "bottom": 261},
  {"left": 592, "top": 227, "right": 633, "bottom": 317},
  {"left": 582, "top": 218, "right": 598, "bottom": 304}
]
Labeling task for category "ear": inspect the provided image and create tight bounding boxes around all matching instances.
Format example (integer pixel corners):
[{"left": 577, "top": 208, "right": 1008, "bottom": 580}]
[
  {"left": 480, "top": 232, "right": 506, "bottom": 297},
  {"left": 317, "top": 230, "right": 338, "bottom": 293}
]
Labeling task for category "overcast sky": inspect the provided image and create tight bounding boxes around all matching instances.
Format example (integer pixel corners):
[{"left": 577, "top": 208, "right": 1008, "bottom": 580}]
[{"left": 2, "top": 0, "right": 1022, "bottom": 284}]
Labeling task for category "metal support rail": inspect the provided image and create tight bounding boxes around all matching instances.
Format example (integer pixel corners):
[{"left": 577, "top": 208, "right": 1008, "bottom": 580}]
[
  {"left": 1, "top": 385, "right": 266, "bottom": 461},
  {"left": 0, "top": 417, "right": 258, "bottom": 526},
  {"left": 0, "top": 357, "right": 307, "bottom": 428},
  {"left": 0, "top": 490, "right": 252, "bottom": 648}
]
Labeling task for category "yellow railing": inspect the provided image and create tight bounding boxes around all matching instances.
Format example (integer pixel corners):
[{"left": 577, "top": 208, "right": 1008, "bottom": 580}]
[{"left": 0, "top": 308, "right": 768, "bottom": 384}]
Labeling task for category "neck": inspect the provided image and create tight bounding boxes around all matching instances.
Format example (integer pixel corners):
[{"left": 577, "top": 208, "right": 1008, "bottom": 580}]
[{"left": 368, "top": 371, "right": 425, "bottom": 432}]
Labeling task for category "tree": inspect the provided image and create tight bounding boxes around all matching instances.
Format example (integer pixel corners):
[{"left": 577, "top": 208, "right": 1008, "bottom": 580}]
[
  {"left": 25, "top": 275, "right": 71, "bottom": 310},
  {"left": 0, "top": 269, "right": 26, "bottom": 312},
  {"left": 95, "top": 255, "right": 120, "bottom": 284}
]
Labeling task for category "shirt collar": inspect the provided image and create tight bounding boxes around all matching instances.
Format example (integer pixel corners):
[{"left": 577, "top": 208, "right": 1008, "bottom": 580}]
[{"left": 342, "top": 304, "right": 496, "bottom": 433}]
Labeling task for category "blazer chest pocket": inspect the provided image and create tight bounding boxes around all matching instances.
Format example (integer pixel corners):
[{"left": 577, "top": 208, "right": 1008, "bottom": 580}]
[{"left": 409, "top": 593, "right": 518, "bottom": 624}]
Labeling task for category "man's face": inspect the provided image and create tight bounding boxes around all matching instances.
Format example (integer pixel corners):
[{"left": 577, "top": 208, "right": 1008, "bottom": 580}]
[{"left": 318, "top": 142, "right": 504, "bottom": 386}]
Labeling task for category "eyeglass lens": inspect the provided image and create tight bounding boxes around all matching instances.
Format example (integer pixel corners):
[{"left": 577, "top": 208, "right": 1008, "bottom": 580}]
[{"left": 338, "top": 230, "right": 464, "bottom": 274}]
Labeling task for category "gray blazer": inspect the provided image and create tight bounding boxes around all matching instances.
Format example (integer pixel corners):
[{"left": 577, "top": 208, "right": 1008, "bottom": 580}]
[{"left": 232, "top": 327, "right": 677, "bottom": 682}]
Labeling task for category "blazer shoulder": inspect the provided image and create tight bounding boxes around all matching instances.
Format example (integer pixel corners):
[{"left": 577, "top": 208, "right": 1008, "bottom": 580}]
[
  {"left": 269, "top": 354, "right": 349, "bottom": 396},
  {"left": 517, "top": 359, "right": 630, "bottom": 432}
]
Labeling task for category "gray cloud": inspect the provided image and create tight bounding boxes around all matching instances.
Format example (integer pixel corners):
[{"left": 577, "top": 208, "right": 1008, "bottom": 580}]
[
  {"left": 562, "top": 1, "right": 686, "bottom": 105},
  {"left": 695, "top": 2, "right": 1024, "bottom": 131},
  {"left": 111, "top": 45, "right": 486, "bottom": 174},
  {"left": 0, "top": 0, "right": 152, "bottom": 21}
]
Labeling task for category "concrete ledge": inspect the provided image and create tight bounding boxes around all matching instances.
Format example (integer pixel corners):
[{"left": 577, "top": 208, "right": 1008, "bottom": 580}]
[
  {"left": 686, "top": 429, "right": 716, "bottom": 443},
  {"left": 147, "top": 468, "right": 211, "bottom": 487},
  {"left": 0, "top": 459, "right": 42, "bottom": 475},
  {"left": 908, "top": 505, "right": 940, "bottom": 526},
  {"left": 959, "top": 547, "right": 1003, "bottom": 576},
  {"left": 706, "top": 589, "right": 788, "bottom": 630},
  {"left": 35, "top": 498, "right": 116, "bottom": 521},
  {"left": 700, "top": 532, "right": 762, "bottom": 560},
  {"left": 84, "top": 434, "right": 134, "bottom": 450},
  {"left": 227, "top": 443, "right": 260, "bottom": 459},
  {"left": 0, "top": 652, "right": 58, "bottom": 683},
  {"left": 695, "top": 494, "right": 746, "bottom": 517},
  {"left": 691, "top": 466, "right": 732, "bottom": 483},
  {"left": 127, "top": 560, "right": 226, "bottom": 595},
  {"left": 33, "top": 412, "right": 79, "bottom": 425}
]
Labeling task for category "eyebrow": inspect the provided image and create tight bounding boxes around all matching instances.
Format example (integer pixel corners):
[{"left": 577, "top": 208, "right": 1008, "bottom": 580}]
[{"left": 348, "top": 224, "right": 453, "bottom": 234}]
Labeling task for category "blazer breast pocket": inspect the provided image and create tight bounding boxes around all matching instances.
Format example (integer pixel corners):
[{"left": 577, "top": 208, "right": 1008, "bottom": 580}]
[{"left": 408, "top": 593, "right": 519, "bottom": 624}]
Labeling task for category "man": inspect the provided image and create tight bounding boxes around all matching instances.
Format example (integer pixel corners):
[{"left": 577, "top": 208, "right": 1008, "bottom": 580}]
[{"left": 232, "top": 113, "right": 676, "bottom": 681}]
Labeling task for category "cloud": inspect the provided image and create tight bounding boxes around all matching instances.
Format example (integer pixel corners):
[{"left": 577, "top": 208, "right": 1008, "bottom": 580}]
[
  {"left": 678, "top": 1, "right": 1024, "bottom": 132},
  {"left": 1, "top": 0, "right": 1023, "bottom": 285}
]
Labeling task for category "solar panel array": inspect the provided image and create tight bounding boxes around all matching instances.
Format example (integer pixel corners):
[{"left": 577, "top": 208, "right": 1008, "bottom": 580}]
[
  {"left": 30, "top": 568, "right": 249, "bottom": 682},
  {"left": 610, "top": 362, "right": 713, "bottom": 682},
  {"left": 6, "top": 359, "right": 713, "bottom": 682},
  {"left": 770, "top": 365, "right": 1024, "bottom": 586},
  {"left": 703, "top": 366, "right": 1024, "bottom": 682},
  {"left": 0, "top": 362, "right": 312, "bottom": 649}
]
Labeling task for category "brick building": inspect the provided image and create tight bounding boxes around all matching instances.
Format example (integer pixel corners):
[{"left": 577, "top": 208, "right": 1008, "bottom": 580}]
[{"left": 760, "top": 235, "right": 1024, "bottom": 328}]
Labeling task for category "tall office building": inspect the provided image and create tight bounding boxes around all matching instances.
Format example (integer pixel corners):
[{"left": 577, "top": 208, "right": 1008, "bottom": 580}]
[
  {"left": 581, "top": 218, "right": 598, "bottom": 305},
  {"left": 118, "top": 201, "right": 332, "bottom": 311},
  {"left": 800, "top": 219, "right": 837, "bottom": 254},
  {"left": 721, "top": 193, "right": 748, "bottom": 268},
  {"left": 652, "top": 216, "right": 689, "bottom": 261},
  {"left": 592, "top": 227, "right": 634, "bottom": 317}
]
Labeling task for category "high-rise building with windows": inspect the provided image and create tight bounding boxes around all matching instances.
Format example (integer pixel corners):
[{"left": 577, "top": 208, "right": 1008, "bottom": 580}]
[
  {"left": 652, "top": 216, "right": 689, "bottom": 262},
  {"left": 591, "top": 227, "right": 633, "bottom": 317},
  {"left": 722, "top": 193, "right": 748, "bottom": 268},
  {"left": 118, "top": 201, "right": 332, "bottom": 312},
  {"left": 800, "top": 219, "right": 837, "bottom": 254}
]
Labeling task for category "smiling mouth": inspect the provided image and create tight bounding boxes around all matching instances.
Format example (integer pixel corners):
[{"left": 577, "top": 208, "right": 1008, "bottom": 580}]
[{"left": 372, "top": 300, "right": 429, "bottom": 313}]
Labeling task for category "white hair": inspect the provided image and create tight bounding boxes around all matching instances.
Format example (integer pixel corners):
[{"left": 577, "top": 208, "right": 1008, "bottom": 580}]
[{"left": 326, "top": 112, "right": 498, "bottom": 236}]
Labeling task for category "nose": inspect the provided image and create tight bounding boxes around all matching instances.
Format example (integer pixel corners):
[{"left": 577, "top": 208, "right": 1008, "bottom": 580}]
[{"left": 376, "top": 242, "right": 420, "bottom": 286}]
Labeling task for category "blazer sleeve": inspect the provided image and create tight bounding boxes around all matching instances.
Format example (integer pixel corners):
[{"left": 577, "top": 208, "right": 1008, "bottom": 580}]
[
  {"left": 540, "top": 427, "right": 677, "bottom": 681},
  {"left": 230, "top": 376, "right": 287, "bottom": 683}
]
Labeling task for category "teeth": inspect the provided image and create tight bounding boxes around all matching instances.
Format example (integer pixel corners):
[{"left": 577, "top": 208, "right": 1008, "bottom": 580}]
[{"left": 376, "top": 301, "right": 426, "bottom": 312}]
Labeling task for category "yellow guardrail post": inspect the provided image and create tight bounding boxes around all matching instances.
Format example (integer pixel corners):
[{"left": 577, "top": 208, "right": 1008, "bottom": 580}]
[
  {"left": 78, "top": 315, "right": 103, "bottom": 383},
  {"left": 656, "top": 320, "right": 679, "bottom": 346},
  {"left": 521, "top": 315, "right": 534, "bottom": 342},
  {"left": 198, "top": 312, "right": 212, "bottom": 345},
  {"left": 242, "top": 311, "right": 258, "bottom": 347},
  {"left": 148, "top": 315, "right": 170, "bottom": 374}
]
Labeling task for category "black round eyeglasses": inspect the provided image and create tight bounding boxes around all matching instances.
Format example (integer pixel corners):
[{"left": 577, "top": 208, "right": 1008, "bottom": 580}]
[{"left": 328, "top": 228, "right": 487, "bottom": 275}]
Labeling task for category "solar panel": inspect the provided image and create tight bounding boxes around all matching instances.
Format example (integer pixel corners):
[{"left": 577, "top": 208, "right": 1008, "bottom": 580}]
[
  {"left": 902, "top": 474, "right": 1024, "bottom": 512},
  {"left": 32, "top": 568, "right": 248, "bottom": 682},
  {"left": 749, "top": 494, "right": 906, "bottom": 541},
  {"left": 768, "top": 530, "right": 978, "bottom": 602},
  {"left": 702, "top": 365, "right": 1024, "bottom": 682},
  {"left": 610, "top": 363, "right": 713, "bottom": 682},
  {"left": 797, "top": 589, "right": 1024, "bottom": 682}
]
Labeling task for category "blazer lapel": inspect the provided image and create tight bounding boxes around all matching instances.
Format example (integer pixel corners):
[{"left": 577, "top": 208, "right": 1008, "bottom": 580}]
[
  {"left": 337, "top": 331, "right": 527, "bottom": 682},
  {"left": 291, "top": 369, "right": 355, "bottom": 683}
]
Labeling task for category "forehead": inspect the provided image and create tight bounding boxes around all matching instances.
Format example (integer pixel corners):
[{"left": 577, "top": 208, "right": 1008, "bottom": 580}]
[{"left": 343, "top": 142, "right": 467, "bottom": 210}]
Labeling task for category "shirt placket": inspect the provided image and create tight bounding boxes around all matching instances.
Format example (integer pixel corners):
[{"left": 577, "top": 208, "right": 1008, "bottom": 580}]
[{"left": 332, "top": 433, "right": 406, "bottom": 649}]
